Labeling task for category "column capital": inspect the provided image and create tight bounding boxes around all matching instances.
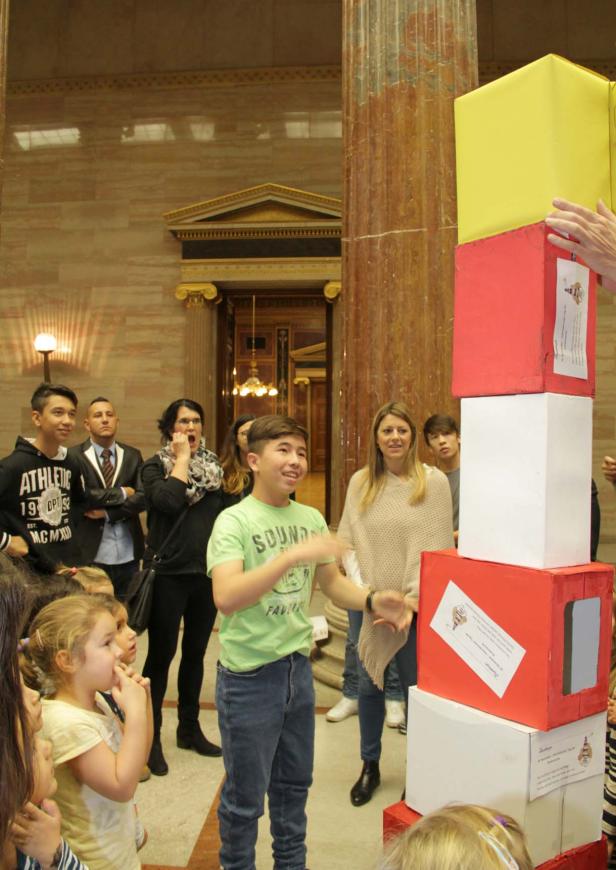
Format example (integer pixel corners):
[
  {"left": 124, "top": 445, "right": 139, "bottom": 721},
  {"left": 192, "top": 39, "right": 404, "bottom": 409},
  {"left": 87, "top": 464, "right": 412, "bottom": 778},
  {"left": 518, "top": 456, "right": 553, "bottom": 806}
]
[
  {"left": 323, "top": 280, "right": 341, "bottom": 302},
  {"left": 174, "top": 282, "right": 220, "bottom": 307}
]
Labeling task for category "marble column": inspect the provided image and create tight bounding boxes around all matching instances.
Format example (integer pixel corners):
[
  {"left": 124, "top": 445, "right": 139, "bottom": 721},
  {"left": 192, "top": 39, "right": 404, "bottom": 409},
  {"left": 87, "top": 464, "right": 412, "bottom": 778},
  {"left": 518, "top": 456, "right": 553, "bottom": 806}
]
[
  {"left": 0, "top": 0, "right": 9, "bottom": 207},
  {"left": 334, "top": 0, "right": 478, "bottom": 519},
  {"left": 175, "top": 283, "right": 219, "bottom": 449}
]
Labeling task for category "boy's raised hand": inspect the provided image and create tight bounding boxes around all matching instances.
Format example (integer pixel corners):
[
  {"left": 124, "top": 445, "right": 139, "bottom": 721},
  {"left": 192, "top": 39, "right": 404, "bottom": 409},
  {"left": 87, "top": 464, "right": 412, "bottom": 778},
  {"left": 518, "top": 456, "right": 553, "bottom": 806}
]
[
  {"left": 10, "top": 800, "right": 62, "bottom": 870},
  {"left": 288, "top": 533, "right": 349, "bottom": 567}
]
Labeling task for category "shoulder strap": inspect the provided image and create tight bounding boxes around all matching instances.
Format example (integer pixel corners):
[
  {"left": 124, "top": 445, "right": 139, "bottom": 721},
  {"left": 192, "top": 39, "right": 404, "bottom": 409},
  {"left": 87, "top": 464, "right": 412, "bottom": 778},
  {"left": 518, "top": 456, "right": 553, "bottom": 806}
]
[{"left": 151, "top": 505, "right": 190, "bottom": 562}]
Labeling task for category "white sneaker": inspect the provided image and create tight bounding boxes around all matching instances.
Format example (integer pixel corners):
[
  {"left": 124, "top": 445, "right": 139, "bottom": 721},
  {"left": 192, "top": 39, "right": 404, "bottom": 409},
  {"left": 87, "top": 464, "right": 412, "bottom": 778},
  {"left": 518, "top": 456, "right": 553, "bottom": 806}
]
[
  {"left": 326, "top": 696, "right": 359, "bottom": 722},
  {"left": 385, "top": 700, "right": 406, "bottom": 729}
]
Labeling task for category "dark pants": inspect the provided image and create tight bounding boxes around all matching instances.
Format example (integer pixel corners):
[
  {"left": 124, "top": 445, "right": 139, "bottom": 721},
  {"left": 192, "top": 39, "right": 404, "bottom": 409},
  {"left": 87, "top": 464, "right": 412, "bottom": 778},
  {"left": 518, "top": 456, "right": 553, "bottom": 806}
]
[
  {"left": 93, "top": 559, "right": 138, "bottom": 602},
  {"left": 357, "top": 620, "right": 418, "bottom": 762},
  {"left": 142, "top": 571, "right": 218, "bottom": 737}
]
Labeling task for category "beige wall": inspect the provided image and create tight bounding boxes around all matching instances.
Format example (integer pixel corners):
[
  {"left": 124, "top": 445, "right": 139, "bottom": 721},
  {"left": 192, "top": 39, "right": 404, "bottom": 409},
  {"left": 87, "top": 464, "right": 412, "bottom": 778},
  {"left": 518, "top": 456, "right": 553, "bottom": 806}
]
[{"left": 0, "top": 72, "right": 341, "bottom": 461}]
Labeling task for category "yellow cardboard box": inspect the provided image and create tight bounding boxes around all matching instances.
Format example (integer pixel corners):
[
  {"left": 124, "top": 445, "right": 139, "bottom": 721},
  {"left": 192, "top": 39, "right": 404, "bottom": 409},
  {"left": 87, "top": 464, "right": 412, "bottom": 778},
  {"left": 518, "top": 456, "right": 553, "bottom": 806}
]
[{"left": 455, "top": 55, "right": 611, "bottom": 244}]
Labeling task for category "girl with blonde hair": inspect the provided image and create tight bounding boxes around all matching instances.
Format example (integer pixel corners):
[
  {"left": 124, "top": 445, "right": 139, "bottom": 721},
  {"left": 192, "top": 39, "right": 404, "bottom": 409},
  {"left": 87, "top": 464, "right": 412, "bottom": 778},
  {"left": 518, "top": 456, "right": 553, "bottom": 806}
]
[
  {"left": 380, "top": 804, "right": 533, "bottom": 870},
  {"left": 23, "top": 595, "right": 150, "bottom": 870},
  {"left": 339, "top": 401, "right": 454, "bottom": 806}
]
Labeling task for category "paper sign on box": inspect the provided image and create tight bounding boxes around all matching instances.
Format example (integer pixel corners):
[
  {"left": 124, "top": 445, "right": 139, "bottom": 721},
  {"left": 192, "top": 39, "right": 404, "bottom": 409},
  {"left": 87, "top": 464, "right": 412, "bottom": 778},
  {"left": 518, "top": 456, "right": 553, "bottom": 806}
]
[
  {"left": 458, "top": 393, "right": 592, "bottom": 569},
  {"left": 452, "top": 223, "right": 596, "bottom": 398},
  {"left": 455, "top": 54, "right": 611, "bottom": 244},
  {"left": 383, "top": 801, "right": 608, "bottom": 870},
  {"left": 418, "top": 550, "right": 612, "bottom": 730},
  {"left": 406, "top": 688, "right": 605, "bottom": 866}
]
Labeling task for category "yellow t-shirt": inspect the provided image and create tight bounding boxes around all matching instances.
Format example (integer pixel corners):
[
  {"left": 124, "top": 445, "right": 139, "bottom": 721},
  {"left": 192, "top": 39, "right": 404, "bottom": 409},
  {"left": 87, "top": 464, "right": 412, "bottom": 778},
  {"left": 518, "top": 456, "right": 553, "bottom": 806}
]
[{"left": 41, "top": 695, "right": 140, "bottom": 870}]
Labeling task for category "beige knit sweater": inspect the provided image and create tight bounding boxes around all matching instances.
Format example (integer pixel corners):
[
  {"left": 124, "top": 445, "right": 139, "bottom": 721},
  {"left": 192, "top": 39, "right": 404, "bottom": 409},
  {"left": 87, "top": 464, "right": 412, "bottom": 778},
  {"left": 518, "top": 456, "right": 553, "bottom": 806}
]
[{"left": 338, "top": 465, "right": 454, "bottom": 689}]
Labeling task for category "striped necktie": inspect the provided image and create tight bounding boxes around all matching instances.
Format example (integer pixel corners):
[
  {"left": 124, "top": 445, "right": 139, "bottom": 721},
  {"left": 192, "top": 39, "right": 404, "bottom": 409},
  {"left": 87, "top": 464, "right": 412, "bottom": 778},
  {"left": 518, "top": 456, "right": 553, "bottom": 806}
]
[{"left": 101, "top": 448, "right": 114, "bottom": 487}]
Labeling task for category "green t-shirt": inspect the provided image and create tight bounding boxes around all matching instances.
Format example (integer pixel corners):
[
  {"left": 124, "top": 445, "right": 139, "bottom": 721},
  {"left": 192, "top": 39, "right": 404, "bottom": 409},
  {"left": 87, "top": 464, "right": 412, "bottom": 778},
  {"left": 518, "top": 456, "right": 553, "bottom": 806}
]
[{"left": 207, "top": 495, "right": 330, "bottom": 672}]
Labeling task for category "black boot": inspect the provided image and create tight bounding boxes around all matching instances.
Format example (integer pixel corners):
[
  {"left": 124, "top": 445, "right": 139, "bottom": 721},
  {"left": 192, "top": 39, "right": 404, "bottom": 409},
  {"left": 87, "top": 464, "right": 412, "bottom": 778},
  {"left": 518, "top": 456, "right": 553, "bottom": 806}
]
[
  {"left": 350, "top": 760, "right": 380, "bottom": 806},
  {"left": 176, "top": 722, "right": 222, "bottom": 757},
  {"left": 148, "top": 738, "right": 168, "bottom": 776}
]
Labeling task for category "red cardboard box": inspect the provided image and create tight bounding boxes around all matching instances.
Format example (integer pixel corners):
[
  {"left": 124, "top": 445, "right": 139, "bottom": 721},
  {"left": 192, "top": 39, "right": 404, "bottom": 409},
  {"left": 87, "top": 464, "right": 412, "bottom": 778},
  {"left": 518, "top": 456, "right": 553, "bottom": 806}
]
[
  {"left": 452, "top": 222, "right": 596, "bottom": 398},
  {"left": 417, "top": 550, "right": 612, "bottom": 730},
  {"left": 383, "top": 802, "right": 607, "bottom": 868}
]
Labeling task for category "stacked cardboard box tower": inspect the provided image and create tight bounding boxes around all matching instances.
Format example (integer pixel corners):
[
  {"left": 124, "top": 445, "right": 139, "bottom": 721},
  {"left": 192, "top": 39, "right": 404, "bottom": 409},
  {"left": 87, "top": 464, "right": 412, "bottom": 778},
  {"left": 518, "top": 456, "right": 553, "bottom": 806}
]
[{"left": 384, "top": 55, "right": 616, "bottom": 868}]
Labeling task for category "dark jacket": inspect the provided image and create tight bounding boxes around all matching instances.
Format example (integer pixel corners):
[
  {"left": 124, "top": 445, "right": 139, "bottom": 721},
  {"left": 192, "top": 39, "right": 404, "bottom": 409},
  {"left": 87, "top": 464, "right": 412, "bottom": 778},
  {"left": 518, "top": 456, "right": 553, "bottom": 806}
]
[
  {"left": 141, "top": 454, "right": 225, "bottom": 575},
  {"left": 0, "top": 437, "right": 126, "bottom": 571},
  {"left": 68, "top": 439, "right": 146, "bottom": 565}
]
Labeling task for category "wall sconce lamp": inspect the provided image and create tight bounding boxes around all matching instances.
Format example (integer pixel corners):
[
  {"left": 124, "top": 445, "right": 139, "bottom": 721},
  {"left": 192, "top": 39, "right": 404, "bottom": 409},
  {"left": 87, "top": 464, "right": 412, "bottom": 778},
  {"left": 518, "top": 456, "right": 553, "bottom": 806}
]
[{"left": 33, "top": 333, "right": 57, "bottom": 382}]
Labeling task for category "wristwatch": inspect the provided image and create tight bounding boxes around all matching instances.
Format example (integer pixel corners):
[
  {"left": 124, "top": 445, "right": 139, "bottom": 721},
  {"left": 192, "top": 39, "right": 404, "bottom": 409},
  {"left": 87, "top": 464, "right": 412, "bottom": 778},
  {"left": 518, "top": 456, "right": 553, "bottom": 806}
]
[{"left": 365, "top": 588, "right": 375, "bottom": 613}]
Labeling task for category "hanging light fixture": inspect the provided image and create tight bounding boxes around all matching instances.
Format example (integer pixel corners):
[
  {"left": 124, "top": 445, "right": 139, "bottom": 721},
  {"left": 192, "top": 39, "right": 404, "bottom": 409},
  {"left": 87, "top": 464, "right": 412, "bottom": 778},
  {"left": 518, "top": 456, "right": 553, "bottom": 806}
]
[{"left": 232, "top": 295, "right": 278, "bottom": 398}]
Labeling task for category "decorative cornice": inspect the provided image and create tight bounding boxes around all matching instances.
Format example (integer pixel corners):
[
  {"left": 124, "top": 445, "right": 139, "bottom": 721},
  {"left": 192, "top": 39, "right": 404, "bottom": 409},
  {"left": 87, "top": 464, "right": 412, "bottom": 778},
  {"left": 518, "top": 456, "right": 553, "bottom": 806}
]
[
  {"left": 7, "top": 65, "right": 341, "bottom": 97},
  {"left": 181, "top": 257, "right": 341, "bottom": 283},
  {"left": 7, "top": 59, "right": 616, "bottom": 97},
  {"left": 164, "top": 183, "right": 341, "bottom": 224},
  {"left": 174, "top": 226, "right": 341, "bottom": 241},
  {"left": 478, "top": 58, "right": 616, "bottom": 85}
]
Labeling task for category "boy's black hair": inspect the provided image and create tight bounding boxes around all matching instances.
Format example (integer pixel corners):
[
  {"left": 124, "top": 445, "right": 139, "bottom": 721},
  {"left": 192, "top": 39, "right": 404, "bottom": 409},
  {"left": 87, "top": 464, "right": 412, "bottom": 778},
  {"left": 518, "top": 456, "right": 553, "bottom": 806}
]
[
  {"left": 247, "top": 415, "right": 309, "bottom": 454},
  {"left": 423, "top": 414, "right": 459, "bottom": 445},
  {"left": 88, "top": 396, "right": 112, "bottom": 407},
  {"left": 31, "top": 383, "right": 78, "bottom": 413}
]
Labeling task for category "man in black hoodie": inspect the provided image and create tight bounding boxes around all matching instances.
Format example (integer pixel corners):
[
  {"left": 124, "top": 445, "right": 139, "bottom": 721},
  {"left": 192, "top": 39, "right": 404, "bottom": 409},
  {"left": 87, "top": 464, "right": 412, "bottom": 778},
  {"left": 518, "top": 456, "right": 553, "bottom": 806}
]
[{"left": 0, "top": 383, "right": 129, "bottom": 572}]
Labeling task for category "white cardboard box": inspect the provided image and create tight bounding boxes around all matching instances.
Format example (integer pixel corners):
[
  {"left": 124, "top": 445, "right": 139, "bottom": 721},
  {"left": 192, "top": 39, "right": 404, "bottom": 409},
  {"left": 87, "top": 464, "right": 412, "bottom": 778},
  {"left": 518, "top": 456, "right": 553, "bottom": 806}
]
[
  {"left": 406, "top": 687, "right": 604, "bottom": 866},
  {"left": 458, "top": 393, "right": 592, "bottom": 569}
]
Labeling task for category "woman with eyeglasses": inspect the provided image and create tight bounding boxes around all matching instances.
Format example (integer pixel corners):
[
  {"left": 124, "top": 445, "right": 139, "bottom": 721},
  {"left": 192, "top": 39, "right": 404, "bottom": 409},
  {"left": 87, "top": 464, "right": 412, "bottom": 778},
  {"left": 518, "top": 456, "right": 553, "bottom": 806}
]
[{"left": 141, "top": 398, "right": 225, "bottom": 776}]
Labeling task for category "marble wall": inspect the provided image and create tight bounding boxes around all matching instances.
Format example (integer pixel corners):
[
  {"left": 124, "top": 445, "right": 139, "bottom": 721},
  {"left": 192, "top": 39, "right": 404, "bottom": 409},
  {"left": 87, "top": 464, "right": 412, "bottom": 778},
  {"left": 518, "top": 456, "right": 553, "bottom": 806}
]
[{"left": 0, "top": 72, "right": 342, "bottom": 461}]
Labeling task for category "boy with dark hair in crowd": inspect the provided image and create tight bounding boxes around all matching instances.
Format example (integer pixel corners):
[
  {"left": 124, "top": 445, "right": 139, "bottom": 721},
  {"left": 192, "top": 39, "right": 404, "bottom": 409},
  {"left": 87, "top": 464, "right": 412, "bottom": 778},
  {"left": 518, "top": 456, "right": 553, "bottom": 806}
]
[
  {"left": 423, "top": 413, "right": 461, "bottom": 541},
  {"left": 0, "top": 383, "right": 129, "bottom": 573}
]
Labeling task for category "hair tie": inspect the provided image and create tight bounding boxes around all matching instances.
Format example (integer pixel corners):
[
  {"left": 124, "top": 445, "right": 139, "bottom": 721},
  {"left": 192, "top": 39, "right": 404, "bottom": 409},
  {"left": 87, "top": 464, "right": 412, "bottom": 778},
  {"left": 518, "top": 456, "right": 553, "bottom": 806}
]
[
  {"left": 69, "top": 566, "right": 78, "bottom": 576},
  {"left": 478, "top": 832, "right": 519, "bottom": 869},
  {"left": 17, "top": 637, "right": 29, "bottom": 653},
  {"left": 493, "top": 815, "right": 509, "bottom": 828}
]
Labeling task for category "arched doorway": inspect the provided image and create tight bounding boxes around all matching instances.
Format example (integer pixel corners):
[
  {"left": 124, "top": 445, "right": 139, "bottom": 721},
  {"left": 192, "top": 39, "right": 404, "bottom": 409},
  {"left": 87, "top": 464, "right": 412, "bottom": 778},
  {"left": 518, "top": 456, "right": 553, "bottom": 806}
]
[{"left": 165, "top": 183, "right": 342, "bottom": 519}]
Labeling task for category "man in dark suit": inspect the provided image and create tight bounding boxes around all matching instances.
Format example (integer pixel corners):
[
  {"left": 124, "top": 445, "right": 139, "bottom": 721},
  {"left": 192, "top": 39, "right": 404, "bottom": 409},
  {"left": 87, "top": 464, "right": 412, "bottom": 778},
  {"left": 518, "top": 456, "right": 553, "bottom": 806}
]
[{"left": 70, "top": 397, "right": 145, "bottom": 600}]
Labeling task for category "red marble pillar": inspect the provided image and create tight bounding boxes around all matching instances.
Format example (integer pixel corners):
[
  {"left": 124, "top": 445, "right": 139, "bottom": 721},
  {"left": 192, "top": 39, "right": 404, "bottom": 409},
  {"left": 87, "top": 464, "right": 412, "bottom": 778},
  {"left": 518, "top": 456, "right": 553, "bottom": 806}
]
[{"left": 334, "top": 0, "right": 477, "bottom": 520}]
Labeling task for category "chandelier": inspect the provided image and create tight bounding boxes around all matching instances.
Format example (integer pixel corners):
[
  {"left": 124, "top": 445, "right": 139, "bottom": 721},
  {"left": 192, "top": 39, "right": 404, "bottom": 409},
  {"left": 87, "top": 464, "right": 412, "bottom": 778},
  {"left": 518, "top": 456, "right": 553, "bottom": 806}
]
[{"left": 232, "top": 295, "right": 278, "bottom": 398}]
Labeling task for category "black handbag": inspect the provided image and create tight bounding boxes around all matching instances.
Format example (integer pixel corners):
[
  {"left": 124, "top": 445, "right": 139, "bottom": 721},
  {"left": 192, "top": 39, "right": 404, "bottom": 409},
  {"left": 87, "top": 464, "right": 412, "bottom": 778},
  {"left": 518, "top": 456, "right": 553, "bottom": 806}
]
[{"left": 126, "top": 507, "right": 189, "bottom": 634}]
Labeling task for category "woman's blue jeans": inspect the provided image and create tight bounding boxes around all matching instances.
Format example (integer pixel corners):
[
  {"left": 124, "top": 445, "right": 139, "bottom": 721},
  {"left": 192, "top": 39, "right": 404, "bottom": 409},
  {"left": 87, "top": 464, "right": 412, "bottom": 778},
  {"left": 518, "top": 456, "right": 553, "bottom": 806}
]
[
  {"left": 216, "top": 652, "right": 314, "bottom": 870},
  {"left": 357, "top": 620, "right": 417, "bottom": 762},
  {"left": 342, "top": 608, "right": 404, "bottom": 702}
]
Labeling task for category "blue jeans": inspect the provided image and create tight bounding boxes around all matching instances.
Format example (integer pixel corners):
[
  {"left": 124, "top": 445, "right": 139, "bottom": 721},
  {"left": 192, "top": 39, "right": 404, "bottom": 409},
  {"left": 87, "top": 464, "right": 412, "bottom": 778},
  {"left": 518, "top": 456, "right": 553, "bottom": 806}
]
[
  {"left": 216, "top": 652, "right": 315, "bottom": 870},
  {"left": 357, "top": 620, "right": 417, "bottom": 762},
  {"left": 342, "top": 609, "right": 404, "bottom": 701}
]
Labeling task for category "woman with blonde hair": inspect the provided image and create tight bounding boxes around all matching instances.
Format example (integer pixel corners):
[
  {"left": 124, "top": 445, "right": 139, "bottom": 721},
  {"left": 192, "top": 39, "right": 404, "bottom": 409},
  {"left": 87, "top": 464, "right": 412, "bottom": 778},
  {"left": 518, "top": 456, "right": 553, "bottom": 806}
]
[
  {"left": 339, "top": 401, "right": 453, "bottom": 806},
  {"left": 380, "top": 804, "right": 533, "bottom": 870},
  {"left": 219, "top": 414, "right": 256, "bottom": 500}
]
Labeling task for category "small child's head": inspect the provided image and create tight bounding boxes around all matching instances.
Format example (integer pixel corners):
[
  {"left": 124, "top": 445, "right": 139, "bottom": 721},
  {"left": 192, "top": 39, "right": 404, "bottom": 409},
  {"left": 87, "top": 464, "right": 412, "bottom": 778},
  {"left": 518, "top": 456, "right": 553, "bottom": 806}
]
[
  {"left": 381, "top": 804, "right": 533, "bottom": 870},
  {"left": 95, "top": 594, "right": 138, "bottom": 665},
  {"left": 24, "top": 595, "right": 121, "bottom": 697},
  {"left": 62, "top": 565, "right": 114, "bottom": 597},
  {"left": 22, "top": 571, "right": 84, "bottom": 637}
]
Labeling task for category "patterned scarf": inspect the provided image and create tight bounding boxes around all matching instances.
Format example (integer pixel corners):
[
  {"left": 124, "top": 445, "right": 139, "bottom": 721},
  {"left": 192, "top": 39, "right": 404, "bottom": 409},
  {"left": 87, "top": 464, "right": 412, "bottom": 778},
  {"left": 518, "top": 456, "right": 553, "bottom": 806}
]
[{"left": 158, "top": 438, "right": 223, "bottom": 505}]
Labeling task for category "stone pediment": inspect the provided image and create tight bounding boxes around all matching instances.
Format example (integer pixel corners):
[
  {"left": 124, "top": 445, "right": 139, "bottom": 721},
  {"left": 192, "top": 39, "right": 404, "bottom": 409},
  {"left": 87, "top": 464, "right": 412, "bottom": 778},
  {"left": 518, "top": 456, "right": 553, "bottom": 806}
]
[{"left": 164, "top": 183, "right": 341, "bottom": 241}]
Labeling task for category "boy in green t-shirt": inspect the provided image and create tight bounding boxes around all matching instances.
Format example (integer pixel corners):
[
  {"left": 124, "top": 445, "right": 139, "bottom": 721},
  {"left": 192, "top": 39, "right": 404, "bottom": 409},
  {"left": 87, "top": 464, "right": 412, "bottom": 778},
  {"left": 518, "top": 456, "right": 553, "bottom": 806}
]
[{"left": 207, "top": 415, "right": 412, "bottom": 870}]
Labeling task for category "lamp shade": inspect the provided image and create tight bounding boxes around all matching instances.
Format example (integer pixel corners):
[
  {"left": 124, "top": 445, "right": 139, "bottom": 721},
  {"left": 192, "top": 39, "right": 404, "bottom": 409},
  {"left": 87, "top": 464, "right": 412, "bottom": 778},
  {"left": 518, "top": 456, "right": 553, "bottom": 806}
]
[{"left": 33, "top": 333, "right": 57, "bottom": 353}]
